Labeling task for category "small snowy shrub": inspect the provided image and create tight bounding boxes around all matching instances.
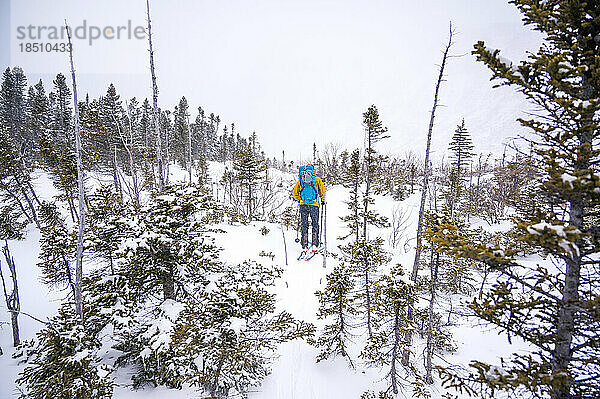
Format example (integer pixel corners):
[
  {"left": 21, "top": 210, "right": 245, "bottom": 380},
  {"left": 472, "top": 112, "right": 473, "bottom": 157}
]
[{"left": 15, "top": 306, "right": 114, "bottom": 399}]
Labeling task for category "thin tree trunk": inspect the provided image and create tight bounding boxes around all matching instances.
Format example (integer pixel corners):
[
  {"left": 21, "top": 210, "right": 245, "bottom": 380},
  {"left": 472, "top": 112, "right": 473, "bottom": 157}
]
[
  {"left": 118, "top": 108, "right": 140, "bottom": 207},
  {"left": 211, "top": 351, "right": 226, "bottom": 396},
  {"left": 63, "top": 253, "right": 76, "bottom": 300},
  {"left": 1, "top": 241, "right": 20, "bottom": 347},
  {"left": 338, "top": 294, "right": 346, "bottom": 357},
  {"left": 281, "top": 222, "right": 288, "bottom": 266},
  {"left": 68, "top": 195, "right": 78, "bottom": 224},
  {"left": 112, "top": 145, "right": 123, "bottom": 202},
  {"left": 425, "top": 251, "right": 439, "bottom": 384},
  {"left": 365, "top": 266, "right": 372, "bottom": 339},
  {"left": 389, "top": 302, "right": 401, "bottom": 394},
  {"left": 550, "top": 76, "right": 593, "bottom": 399},
  {"left": 0, "top": 181, "right": 33, "bottom": 225},
  {"left": 66, "top": 21, "right": 86, "bottom": 324},
  {"left": 12, "top": 173, "right": 40, "bottom": 228},
  {"left": 146, "top": 0, "right": 164, "bottom": 192},
  {"left": 20, "top": 158, "right": 41, "bottom": 207},
  {"left": 412, "top": 22, "right": 454, "bottom": 281},
  {"left": 450, "top": 149, "right": 462, "bottom": 219}
]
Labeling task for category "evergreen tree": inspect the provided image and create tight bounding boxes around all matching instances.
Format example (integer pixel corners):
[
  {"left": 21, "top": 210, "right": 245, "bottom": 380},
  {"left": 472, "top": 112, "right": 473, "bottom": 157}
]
[
  {"left": 0, "top": 124, "right": 41, "bottom": 227},
  {"left": 233, "top": 144, "right": 266, "bottom": 221},
  {"left": 48, "top": 73, "right": 72, "bottom": 146},
  {"left": 84, "top": 185, "right": 313, "bottom": 396},
  {"left": 85, "top": 186, "right": 126, "bottom": 274},
  {"left": 159, "top": 109, "right": 172, "bottom": 184},
  {"left": 221, "top": 166, "right": 234, "bottom": 205},
  {"left": 315, "top": 262, "right": 357, "bottom": 368},
  {"left": 361, "top": 264, "right": 416, "bottom": 395},
  {"left": 418, "top": 213, "right": 463, "bottom": 384},
  {"left": 339, "top": 149, "right": 362, "bottom": 241},
  {"left": 118, "top": 184, "right": 217, "bottom": 301},
  {"left": 36, "top": 201, "right": 76, "bottom": 299},
  {"left": 27, "top": 80, "right": 51, "bottom": 161},
  {"left": 0, "top": 67, "right": 28, "bottom": 157},
  {"left": 195, "top": 153, "right": 210, "bottom": 189},
  {"left": 16, "top": 306, "right": 114, "bottom": 399},
  {"left": 446, "top": 119, "right": 474, "bottom": 218},
  {"left": 40, "top": 74, "right": 78, "bottom": 222},
  {"left": 169, "top": 260, "right": 314, "bottom": 396},
  {"left": 439, "top": 3, "right": 600, "bottom": 395},
  {"left": 192, "top": 106, "right": 207, "bottom": 159},
  {"left": 362, "top": 105, "right": 390, "bottom": 239},
  {"left": 81, "top": 97, "right": 103, "bottom": 167},
  {"left": 207, "top": 112, "right": 220, "bottom": 161},
  {"left": 99, "top": 83, "right": 125, "bottom": 198},
  {"left": 345, "top": 238, "right": 389, "bottom": 340},
  {"left": 172, "top": 96, "right": 190, "bottom": 169}
]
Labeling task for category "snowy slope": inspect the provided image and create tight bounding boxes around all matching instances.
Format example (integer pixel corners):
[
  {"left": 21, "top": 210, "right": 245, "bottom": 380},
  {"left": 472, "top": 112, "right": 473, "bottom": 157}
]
[{"left": 0, "top": 164, "right": 528, "bottom": 399}]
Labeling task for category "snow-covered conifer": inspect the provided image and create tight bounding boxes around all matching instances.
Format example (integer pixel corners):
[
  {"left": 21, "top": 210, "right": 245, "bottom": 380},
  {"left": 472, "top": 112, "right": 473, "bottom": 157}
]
[{"left": 315, "top": 262, "right": 357, "bottom": 367}]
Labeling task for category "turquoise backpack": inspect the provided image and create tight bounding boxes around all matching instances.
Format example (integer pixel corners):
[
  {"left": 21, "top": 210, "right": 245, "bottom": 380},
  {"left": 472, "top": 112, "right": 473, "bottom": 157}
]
[{"left": 298, "top": 165, "right": 318, "bottom": 204}]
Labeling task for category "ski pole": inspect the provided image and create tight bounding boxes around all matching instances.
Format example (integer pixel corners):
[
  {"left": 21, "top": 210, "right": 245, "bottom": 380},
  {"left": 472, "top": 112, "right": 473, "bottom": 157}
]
[
  {"left": 281, "top": 220, "right": 288, "bottom": 266},
  {"left": 319, "top": 200, "right": 324, "bottom": 246},
  {"left": 295, "top": 199, "right": 300, "bottom": 243}
]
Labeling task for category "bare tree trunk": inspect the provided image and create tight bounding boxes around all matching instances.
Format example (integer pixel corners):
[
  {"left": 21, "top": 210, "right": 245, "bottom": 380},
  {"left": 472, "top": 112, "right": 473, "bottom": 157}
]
[
  {"left": 66, "top": 21, "right": 86, "bottom": 324},
  {"left": 112, "top": 145, "right": 123, "bottom": 202},
  {"left": 389, "top": 302, "right": 401, "bottom": 394},
  {"left": 1, "top": 241, "right": 20, "bottom": 347},
  {"left": 24, "top": 170, "right": 42, "bottom": 207},
  {"left": 281, "top": 221, "right": 288, "bottom": 266},
  {"left": 118, "top": 108, "right": 140, "bottom": 207},
  {"left": 68, "top": 195, "right": 78, "bottom": 224},
  {"left": 19, "top": 185, "right": 40, "bottom": 228},
  {"left": 146, "top": 0, "right": 164, "bottom": 192},
  {"left": 412, "top": 22, "right": 454, "bottom": 281},
  {"left": 425, "top": 251, "right": 439, "bottom": 384},
  {"left": 365, "top": 266, "right": 372, "bottom": 339}
]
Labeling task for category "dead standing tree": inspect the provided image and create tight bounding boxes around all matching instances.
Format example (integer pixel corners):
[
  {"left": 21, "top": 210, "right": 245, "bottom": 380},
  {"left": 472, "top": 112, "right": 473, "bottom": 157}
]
[
  {"left": 147, "top": 0, "right": 165, "bottom": 192},
  {"left": 65, "top": 21, "right": 86, "bottom": 324},
  {"left": 404, "top": 22, "right": 455, "bottom": 368},
  {"left": 411, "top": 22, "right": 455, "bottom": 281}
]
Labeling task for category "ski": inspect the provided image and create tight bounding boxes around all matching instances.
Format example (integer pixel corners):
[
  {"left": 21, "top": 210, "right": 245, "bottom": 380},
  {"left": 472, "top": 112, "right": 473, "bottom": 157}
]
[
  {"left": 304, "top": 251, "right": 318, "bottom": 261},
  {"left": 304, "top": 247, "right": 323, "bottom": 261}
]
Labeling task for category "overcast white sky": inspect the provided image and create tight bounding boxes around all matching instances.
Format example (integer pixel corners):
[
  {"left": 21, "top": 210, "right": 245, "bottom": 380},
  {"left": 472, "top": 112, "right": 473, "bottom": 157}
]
[{"left": 0, "top": 0, "right": 543, "bottom": 161}]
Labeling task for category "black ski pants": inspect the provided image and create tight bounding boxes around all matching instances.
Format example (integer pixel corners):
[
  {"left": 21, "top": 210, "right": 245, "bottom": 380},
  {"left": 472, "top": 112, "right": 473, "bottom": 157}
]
[{"left": 300, "top": 204, "right": 319, "bottom": 249}]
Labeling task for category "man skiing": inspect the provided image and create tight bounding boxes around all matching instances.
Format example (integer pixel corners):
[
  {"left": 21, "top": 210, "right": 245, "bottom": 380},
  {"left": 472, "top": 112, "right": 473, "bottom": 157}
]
[{"left": 292, "top": 164, "right": 325, "bottom": 257}]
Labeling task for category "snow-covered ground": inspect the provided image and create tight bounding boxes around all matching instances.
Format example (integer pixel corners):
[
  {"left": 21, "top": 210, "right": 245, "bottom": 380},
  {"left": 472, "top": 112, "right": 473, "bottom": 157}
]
[{"left": 0, "top": 164, "right": 528, "bottom": 398}]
